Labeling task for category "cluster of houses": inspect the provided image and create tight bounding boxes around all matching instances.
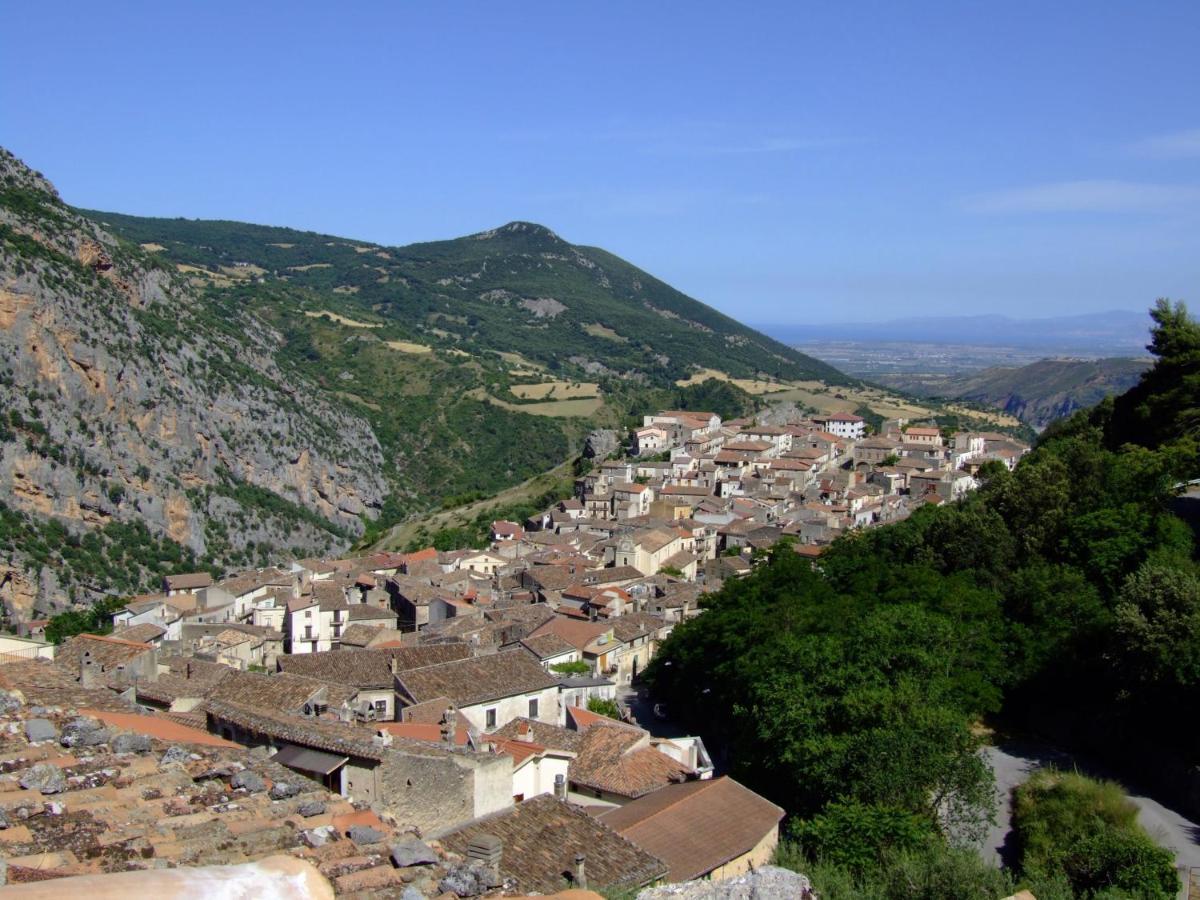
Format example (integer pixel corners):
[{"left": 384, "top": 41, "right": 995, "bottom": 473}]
[
  {"left": 0, "top": 536, "right": 781, "bottom": 893},
  {"left": 0, "top": 403, "right": 1029, "bottom": 894}
]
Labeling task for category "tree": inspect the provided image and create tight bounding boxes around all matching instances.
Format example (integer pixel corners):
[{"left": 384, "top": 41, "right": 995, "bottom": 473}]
[{"left": 1112, "top": 563, "right": 1200, "bottom": 688}]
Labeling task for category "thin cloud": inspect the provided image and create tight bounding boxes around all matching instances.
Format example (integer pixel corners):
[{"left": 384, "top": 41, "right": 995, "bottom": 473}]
[
  {"left": 1129, "top": 128, "right": 1200, "bottom": 159},
  {"left": 963, "top": 179, "right": 1200, "bottom": 214},
  {"left": 684, "top": 136, "right": 857, "bottom": 155}
]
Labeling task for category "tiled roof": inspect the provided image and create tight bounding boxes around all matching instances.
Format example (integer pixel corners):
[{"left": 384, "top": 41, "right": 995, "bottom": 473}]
[
  {"left": 0, "top": 659, "right": 131, "bottom": 711},
  {"left": 0, "top": 694, "right": 411, "bottom": 892},
  {"left": 204, "top": 700, "right": 388, "bottom": 761},
  {"left": 277, "top": 644, "right": 470, "bottom": 689},
  {"left": 439, "top": 794, "right": 667, "bottom": 893},
  {"left": 208, "top": 671, "right": 349, "bottom": 713},
  {"left": 396, "top": 650, "right": 557, "bottom": 708},
  {"left": 493, "top": 717, "right": 585, "bottom": 753},
  {"left": 600, "top": 776, "right": 785, "bottom": 882},
  {"left": 519, "top": 632, "right": 577, "bottom": 660},
  {"left": 528, "top": 616, "right": 610, "bottom": 652},
  {"left": 163, "top": 571, "right": 213, "bottom": 591},
  {"left": 570, "top": 721, "right": 694, "bottom": 799},
  {"left": 112, "top": 622, "right": 167, "bottom": 643},
  {"left": 54, "top": 633, "right": 154, "bottom": 671},
  {"left": 610, "top": 613, "right": 667, "bottom": 643},
  {"left": 336, "top": 622, "right": 389, "bottom": 647}
]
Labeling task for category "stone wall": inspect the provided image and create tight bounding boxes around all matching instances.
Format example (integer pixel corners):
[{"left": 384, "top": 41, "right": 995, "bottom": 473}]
[{"left": 377, "top": 747, "right": 513, "bottom": 836}]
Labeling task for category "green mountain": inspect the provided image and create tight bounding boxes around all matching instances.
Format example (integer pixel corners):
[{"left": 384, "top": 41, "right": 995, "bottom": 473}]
[
  {"left": 878, "top": 357, "right": 1151, "bottom": 430},
  {"left": 0, "top": 146, "right": 844, "bottom": 617},
  {"left": 78, "top": 212, "right": 845, "bottom": 386}
]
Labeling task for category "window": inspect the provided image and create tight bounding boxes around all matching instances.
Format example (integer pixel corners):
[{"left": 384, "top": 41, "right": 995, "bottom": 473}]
[
  {"left": 304, "top": 625, "right": 313, "bottom": 640},
  {"left": 528, "top": 698, "right": 539, "bottom": 719},
  {"left": 485, "top": 708, "right": 497, "bottom": 729},
  {"left": 374, "top": 699, "right": 388, "bottom": 717}
]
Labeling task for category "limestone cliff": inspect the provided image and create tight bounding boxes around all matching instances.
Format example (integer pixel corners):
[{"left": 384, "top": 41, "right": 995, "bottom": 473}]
[{"left": 0, "top": 148, "right": 386, "bottom": 616}]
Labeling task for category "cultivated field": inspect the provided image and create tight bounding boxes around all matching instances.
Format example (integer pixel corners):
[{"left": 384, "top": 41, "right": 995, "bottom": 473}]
[
  {"left": 468, "top": 388, "right": 604, "bottom": 418},
  {"left": 304, "top": 310, "right": 382, "bottom": 328},
  {"left": 510, "top": 381, "right": 599, "bottom": 400}
]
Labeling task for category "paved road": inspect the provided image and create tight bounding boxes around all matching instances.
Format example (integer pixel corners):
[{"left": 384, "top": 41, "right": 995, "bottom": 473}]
[{"left": 984, "top": 740, "right": 1200, "bottom": 874}]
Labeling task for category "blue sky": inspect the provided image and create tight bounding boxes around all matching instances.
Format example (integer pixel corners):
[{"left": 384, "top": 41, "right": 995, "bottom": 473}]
[{"left": 3, "top": 2, "right": 1198, "bottom": 324}]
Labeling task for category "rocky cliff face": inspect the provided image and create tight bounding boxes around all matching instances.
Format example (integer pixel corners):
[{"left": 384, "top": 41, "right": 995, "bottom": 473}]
[{"left": 0, "top": 148, "right": 386, "bottom": 616}]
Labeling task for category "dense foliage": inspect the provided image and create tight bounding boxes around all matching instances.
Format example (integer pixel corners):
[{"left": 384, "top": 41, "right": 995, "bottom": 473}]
[
  {"left": 1012, "top": 770, "right": 1178, "bottom": 899},
  {"left": 649, "top": 301, "right": 1199, "bottom": 893}
]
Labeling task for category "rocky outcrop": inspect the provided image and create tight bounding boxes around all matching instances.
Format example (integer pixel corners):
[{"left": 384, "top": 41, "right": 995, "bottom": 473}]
[
  {"left": 0, "top": 147, "right": 387, "bottom": 615},
  {"left": 637, "top": 866, "right": 816, "bottom": 899},
  {"left": 584, "top": 429, "right": 621, "bottom": 460}
]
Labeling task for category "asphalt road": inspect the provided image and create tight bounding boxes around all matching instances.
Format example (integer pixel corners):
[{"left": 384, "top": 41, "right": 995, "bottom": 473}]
[{"left": 984, "top": 740, "right": 1200, "bottom": 874}]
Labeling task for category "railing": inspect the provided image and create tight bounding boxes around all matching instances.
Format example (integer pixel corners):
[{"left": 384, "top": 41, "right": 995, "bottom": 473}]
[{"left": 0, "top": 645, "right": 50, "bottom": 665}]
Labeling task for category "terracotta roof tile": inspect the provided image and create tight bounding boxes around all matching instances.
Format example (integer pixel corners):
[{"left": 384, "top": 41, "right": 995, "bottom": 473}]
[
  {"left": 439, "top": 794, "right": 667, "bottom": 893},
  {"left": 277, "top": 644, "right": 470, "bottom": 689},
  {"left": 569, "top": 721, "right": 694, "bottom": 799},
  {"left": 600, "top": 776, "right": 784, "bottom": 881},
  {"left": 396, "top": 650, "right": 557, "bottom": 708}
]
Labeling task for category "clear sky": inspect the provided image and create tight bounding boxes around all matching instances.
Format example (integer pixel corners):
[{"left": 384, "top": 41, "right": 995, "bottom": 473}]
[{"left": 3, "top": 2, "right": 1198, "bottom": 323}]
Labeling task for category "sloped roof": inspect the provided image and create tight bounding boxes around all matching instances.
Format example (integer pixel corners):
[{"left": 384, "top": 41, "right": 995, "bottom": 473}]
[
  {"left": 600, "top": 776, "right": 784, "bottom": 882},
  {"left": 438, "top": 794, "right": 668, "bottom": 893},
  {"left": 396, "top": 649, "right": 558, "bottom": 707},
  {"left": 112, "top": 623, "right": 167, "bottom": 643},
  {"left": 54, "top": 633, "right": 154, "bottom": 671},
  {"left": 208, "top": 670, "right": 350, "bottom": 713},
  {"left": 493, "top": 717, "right": 585, "bottom": 753},
  {"left": 519, "top": 632, "right": 577, "bottom": 660},
  {"left": 569, "top": 720, "right": 693, "bottom": 799},
  {"left": 277, "top": 644, "right": 470, "bottom": 689}
]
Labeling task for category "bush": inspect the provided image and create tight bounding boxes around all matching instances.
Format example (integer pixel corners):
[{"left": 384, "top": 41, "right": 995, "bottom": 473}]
[
  {"left": 586, "top": 697, "right": 621, "bottom": 719},
  {"left": 1013, "top": 769, "right": 1178, "bottom": 899},
  {"left": 550, "top": 660, "right": 591, "bottom": 675}
]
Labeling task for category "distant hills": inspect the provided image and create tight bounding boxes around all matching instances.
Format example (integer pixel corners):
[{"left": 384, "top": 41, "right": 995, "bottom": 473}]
[
  {"left": 879, "top": 357, "right": 1152, "bottom": 430},
  {"left": 761, "top": 310, "right": 1151, "bottom": 355}
]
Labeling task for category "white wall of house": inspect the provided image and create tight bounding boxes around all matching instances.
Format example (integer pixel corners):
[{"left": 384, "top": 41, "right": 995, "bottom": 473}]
[
  {"left": 511, "top": 752, "right": 572, "bottom": 802},
  {"left": 461, "top": 685, "right": 561, "bottom": 733}
]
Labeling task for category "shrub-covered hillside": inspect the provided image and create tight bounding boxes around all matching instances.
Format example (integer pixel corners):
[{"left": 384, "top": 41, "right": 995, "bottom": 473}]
[{"left": 649, "top": 299, "right": 1199, "bottom": 897}]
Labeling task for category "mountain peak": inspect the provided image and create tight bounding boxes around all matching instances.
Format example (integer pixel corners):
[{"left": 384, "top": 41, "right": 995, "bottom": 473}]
[
  {"left": 0, "top": 147, "right": 61, "bottom": 200},
  {"left": 473, "top": 221, "right": 562, "bottom": 244}
]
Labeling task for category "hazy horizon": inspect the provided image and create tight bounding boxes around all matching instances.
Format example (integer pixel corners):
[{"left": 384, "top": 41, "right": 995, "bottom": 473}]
[{"left": 3, "top": 2, "right": 1197, "bottom": 325}]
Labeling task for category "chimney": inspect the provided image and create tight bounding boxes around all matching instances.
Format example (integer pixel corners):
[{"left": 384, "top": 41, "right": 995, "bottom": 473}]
[
  {"left": 516, "top": 720, "right": 533, "bottom": 743},
  {"left": 80, "top": 650, "right": 102, "bottom": 688},
  {"left": 441, "top": 708, "right": 457, "bottom": 746},
  {"left": 573, "top": 853, "right": 587, "bottom": 890},
  {"left": 466, "top": 834, "right": 502, "bottom": 887},
  {"left": 554, "top": 773, "right": 567, "bottom": 800}
]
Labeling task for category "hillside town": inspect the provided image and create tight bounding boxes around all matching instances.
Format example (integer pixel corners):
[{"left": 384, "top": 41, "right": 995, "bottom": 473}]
[{"left": 0, "top": 408, "right": 1027, "bottom": 895}]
